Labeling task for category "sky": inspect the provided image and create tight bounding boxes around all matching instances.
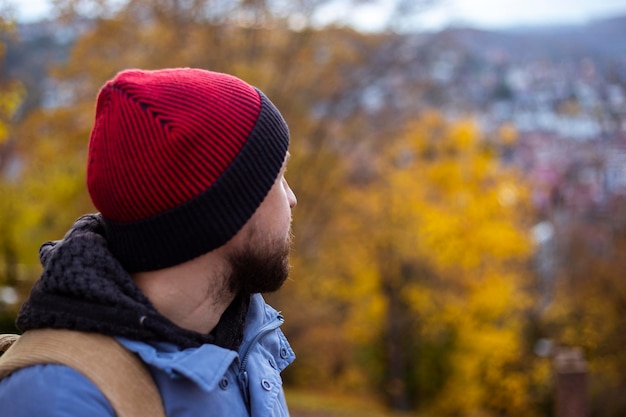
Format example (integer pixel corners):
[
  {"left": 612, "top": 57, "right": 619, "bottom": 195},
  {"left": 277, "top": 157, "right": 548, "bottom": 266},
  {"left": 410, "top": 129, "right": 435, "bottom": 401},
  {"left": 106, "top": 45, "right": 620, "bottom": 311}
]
[
  {"left": 344, "top": 0, "right": 626, "bottom": 30},
  {"left": 5, "top": 0, "right": 626, "bottom": 30}
]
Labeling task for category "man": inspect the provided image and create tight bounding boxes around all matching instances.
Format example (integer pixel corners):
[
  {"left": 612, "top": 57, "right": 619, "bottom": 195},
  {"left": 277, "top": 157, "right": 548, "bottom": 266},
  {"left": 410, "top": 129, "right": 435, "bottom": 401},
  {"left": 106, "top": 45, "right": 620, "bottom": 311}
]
[{"left": 0, "top": 68, "right": 297, "bottom": 416}]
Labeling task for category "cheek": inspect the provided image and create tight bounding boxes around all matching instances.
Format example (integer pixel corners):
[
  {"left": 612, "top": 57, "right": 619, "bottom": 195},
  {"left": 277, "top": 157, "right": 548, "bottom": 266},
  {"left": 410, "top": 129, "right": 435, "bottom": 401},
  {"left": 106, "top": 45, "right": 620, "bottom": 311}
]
[
  {"left": 269, "top": 187, "right": 293, "bottom": 233},
  {"left": 250, "top": 185, "right": 291, "bottom": 234}
]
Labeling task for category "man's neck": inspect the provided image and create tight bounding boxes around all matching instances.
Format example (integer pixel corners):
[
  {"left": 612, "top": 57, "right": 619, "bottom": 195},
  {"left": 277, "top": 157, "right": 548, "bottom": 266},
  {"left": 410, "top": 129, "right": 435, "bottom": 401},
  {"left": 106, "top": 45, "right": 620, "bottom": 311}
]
[{"left": 131, "top": 250, "right": 235, "bottom": 335}]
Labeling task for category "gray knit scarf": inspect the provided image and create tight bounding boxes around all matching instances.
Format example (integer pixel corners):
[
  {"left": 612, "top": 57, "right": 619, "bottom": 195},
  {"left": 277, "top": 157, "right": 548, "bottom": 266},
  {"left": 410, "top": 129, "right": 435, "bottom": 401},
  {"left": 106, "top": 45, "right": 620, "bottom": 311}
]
[{"left": 16, "top": 214, "right": 249, "bottom": 350}]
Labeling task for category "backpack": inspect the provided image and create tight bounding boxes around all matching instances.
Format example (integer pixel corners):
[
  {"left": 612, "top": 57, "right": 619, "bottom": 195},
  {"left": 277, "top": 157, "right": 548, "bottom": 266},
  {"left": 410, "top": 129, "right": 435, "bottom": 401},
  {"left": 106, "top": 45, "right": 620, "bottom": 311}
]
[{"left": 0, "top": 329, "right": 166, "bottom": 417}]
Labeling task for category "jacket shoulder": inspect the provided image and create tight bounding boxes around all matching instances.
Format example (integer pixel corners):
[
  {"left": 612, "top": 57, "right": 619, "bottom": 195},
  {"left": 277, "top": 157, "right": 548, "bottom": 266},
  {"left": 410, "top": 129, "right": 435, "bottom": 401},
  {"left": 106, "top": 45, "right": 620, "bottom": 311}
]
[
  {"left": 0, "top": 329, "right": 165, "bottom": 417},
  {"left": 0, "top": 364, "right": 115, "bottom": 417}
]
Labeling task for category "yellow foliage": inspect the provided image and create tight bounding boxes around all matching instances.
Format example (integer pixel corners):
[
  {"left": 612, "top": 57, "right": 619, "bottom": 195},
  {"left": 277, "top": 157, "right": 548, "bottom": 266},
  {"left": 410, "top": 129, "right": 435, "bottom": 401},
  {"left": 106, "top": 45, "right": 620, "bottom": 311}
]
[
  {"left": 329, "top": 109, "right": 535, "bottom": 415},
  {"left": 0, "top": 83, "right": 24, "bottom": 144},
  {"left": 449, "top": 119, "right": 479, "bottom": 150}
]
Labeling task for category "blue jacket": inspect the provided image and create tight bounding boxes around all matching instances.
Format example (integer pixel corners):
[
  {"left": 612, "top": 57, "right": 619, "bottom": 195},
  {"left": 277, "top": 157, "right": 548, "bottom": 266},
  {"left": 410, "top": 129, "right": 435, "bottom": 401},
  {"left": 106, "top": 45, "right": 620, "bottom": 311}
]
[{"left": 0, "top": 293, "right": 295, "bottom": 417}]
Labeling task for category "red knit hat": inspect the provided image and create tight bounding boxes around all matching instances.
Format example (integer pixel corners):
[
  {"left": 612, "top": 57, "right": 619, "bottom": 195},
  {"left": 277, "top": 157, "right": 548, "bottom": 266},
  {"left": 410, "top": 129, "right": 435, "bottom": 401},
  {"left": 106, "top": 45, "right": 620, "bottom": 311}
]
[{"left": 87, "top": 68, "right": 290, "bottom": 272}]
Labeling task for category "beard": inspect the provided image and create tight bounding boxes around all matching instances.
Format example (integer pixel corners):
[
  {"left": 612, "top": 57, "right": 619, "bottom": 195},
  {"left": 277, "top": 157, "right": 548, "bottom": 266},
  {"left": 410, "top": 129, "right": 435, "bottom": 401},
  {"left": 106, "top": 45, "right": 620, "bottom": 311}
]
[{"left": 227, "top": 227, "right": 293, "bottom": 295}]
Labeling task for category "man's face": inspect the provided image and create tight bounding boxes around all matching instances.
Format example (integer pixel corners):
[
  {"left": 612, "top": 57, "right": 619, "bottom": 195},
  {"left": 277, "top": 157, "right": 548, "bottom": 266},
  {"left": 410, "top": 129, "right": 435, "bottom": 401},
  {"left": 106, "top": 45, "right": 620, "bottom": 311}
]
[{"left": 227, "top": 155, "right": 297, "bottom": 294}]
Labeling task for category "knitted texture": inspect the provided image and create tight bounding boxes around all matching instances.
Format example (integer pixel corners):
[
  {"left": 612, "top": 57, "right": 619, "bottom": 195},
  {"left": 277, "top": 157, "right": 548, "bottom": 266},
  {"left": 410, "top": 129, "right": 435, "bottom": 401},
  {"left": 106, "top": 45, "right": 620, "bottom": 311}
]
[
  {"left": 87, "top": 68, "right": 289, "bottom": 272},
  {"left": 17, "top": 214, "right": 250, "bottom": 351}
]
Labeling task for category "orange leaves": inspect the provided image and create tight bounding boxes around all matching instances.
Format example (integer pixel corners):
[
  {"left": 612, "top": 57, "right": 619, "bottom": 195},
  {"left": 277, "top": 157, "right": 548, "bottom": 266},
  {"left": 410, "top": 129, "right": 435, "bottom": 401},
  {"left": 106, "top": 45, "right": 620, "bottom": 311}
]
[
  {"left": 380, "top": 112, "right": 531, "bottom": 274},
  {"left": 331, "top": 109, "right": 537, "bottom": 415}
]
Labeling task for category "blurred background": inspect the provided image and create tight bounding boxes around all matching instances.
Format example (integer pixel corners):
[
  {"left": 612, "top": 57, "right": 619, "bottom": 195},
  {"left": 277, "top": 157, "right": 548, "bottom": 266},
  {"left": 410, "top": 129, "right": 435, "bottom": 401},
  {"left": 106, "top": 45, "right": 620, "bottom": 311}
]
[{"left": 1, "top": 1, "right": 625, "bottom": 416}]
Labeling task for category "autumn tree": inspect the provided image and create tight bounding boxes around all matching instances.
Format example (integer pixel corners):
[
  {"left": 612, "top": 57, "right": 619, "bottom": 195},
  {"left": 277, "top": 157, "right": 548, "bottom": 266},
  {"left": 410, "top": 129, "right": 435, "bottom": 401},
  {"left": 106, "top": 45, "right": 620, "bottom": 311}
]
[{"left": 289, "top": 111, "right": 539, "bottom": 415}]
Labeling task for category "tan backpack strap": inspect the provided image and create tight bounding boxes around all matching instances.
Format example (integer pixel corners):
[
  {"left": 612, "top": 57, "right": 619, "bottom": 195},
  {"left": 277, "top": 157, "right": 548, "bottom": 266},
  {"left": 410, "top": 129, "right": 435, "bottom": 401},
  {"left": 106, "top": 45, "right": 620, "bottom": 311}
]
[{"left": 0, "top": 329, "right": 166, "bottom": 417}]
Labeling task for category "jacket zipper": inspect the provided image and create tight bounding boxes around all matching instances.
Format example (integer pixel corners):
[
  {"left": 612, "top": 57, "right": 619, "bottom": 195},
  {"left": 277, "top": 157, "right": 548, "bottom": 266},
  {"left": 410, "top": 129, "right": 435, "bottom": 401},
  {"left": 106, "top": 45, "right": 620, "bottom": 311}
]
[{"left": 237, "top": 314, "right": 284, "bottom": 409}]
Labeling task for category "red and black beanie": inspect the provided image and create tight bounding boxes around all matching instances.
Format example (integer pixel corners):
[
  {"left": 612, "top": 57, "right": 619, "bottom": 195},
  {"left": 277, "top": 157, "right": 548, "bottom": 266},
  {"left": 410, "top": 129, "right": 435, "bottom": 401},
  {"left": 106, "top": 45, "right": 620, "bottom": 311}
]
[{"left": 87, "top": 68, "right": 290, "bottom": 273}]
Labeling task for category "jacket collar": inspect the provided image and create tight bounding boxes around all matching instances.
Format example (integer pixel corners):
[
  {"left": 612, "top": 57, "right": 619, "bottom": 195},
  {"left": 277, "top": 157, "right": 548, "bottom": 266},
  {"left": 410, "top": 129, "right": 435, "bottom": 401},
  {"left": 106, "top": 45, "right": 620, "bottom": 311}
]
[
  {"left": 118, "top": 294, "right": 293, "bottom": 392},
  {"left": 118, "top": 336, "right": 238, "bottom": 392}
]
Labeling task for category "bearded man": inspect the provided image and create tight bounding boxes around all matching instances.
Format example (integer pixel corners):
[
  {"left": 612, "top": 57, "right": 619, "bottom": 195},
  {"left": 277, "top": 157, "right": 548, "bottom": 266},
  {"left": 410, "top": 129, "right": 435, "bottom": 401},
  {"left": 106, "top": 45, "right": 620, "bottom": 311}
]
[{"left": 0, "top": 68, "right": 297, "bottom": 417}]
